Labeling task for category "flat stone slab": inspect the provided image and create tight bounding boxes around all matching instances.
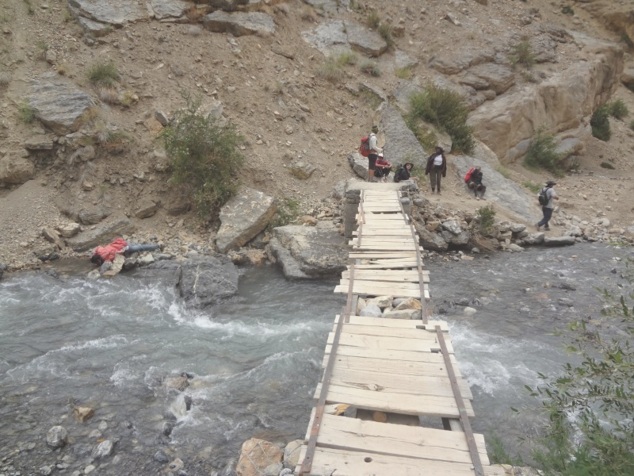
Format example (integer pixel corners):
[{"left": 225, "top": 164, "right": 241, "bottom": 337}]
[
  {"left": 203, "top": 11, "right": 276, "bottom": 37},
  {"left": 68, "top": 0, "right": 148, "bottom": 25}
]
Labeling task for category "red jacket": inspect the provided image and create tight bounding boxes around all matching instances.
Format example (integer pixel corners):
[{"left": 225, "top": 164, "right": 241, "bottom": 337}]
[{"left": 93, "top": 238, "right": 128, "bottom": 262}]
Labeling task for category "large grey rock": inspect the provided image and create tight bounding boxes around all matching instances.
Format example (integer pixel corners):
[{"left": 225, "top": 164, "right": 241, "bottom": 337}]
[
  {"left": 429, "top": 47, "right": 495, "bottom": 75},
  {"left": 301, "top": 19, "right": 386, "bottom": 57},
  {"left": 203, "top": 11, "right": 276, "bottom": 37},
  {"left": 381, "top": 103, "right": 427, "bottom": 170},
  {"left": 414, "top": 222, "right": 448, "bottom": 251},
  {"left": 344, "top": 20, "right": 387, "bottom": 57},
  {"left": 46, "top": 426, "right": 68, "bottom": 448},
  {"left": 468, "top": 35, "right": 623, "bottom": 163},
  {"left": 452, "top": 154, "right": 540, "bottom": 223},
  {"left": 347, "top": 152, "right": 369, "bottom": 179},
  {"left": 129, "top": 260, "right": 183, "bottom": 288},
  {"left": 68, "top": 0, "right": 148, "bottom": 25},
  {"left": 29, "top": 73, "right": 95, "bottom": 135},
  {"left": 178, "top": 255, "right": 239, "bottom": 307},
  {"left": 0, "top": 156, "right": 35, "bottom": 186},
  {"left": 268, "top": 237, "right": 310, "bottom": 279},
  {"left": 271, "top": 222, "right": 347, "bottom": 278},
  {"left": 622, "top": 65, "right": 634, "bottom": 90},
  {"left": 302, "top": 0, "right": 349, "bottom": 12},
  {"left": 66, "top": 214, "right": 136, "bottom": 252},
  {"left": 150, "top": 0, "right": 191, "bottom": 20},
  {"left": 465, "top": 63, "right": 515, "bottom": 95},
  {"left": 75, "top": 15, "right": 111, "bottom": 37},
  {"left": 216, "top": 188, "right": 276, "bottom": 253},
  {"left": 24, "top": 135, "right": 55, "bottom": 151}
]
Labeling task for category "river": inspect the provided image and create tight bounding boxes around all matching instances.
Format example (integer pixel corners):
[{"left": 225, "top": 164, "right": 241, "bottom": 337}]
[{"left": 0, "top": 243, "right": 631, "bottom": 475}]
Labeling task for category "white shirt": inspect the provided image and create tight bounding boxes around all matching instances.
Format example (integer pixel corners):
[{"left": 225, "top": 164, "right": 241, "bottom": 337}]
[
  {"left": 369, "top": 133, "right": 382, "bottom": 154},
  {"left": 433, "top": 155, "right": 443, "bottom": 166}
]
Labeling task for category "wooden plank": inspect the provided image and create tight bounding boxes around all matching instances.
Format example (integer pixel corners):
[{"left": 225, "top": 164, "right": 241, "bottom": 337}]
[
  {"left": 326, "top": 332, "right": 452, "bottom": 353},
  {"left": 337, "top": 316, "right": 448, "bottom": 332},
  {"left": 348, "top": 252, "right": 418, "bottom": 259},
  {"left": 314, "top": 414, "right": 488, "bottom": 464},
  {"left": 332, "top": 323, "right": 441, "bottom": 341},
  {"left": 339, "top": 278, "right": 422, "bottom": 290},
  {"left": 297, "top": 446, "right": 504, "bottom": 476},
  {"left": 328, "top": 367, "right": 473, "bottom": 399},
  {"left": 335, "top": 283, "right": 428, "bottom": 299},
  {"left": 323, "top": 344, "right": 450, "bottom": 362},
  {"left": 341, "top": 271, "right": 429, "bottom": 283},
  {"left": 322, "top": 353, "right": 463, "bottom": 378},
  {"left": 314, "top": 383, "right": 473, "bottom": 418}
]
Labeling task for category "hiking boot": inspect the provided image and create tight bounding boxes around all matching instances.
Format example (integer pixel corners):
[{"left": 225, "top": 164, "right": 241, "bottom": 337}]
[
  {"left": 536, "top": 223, "right": 541, "bottom": 231},
  {"left": 544, "top": 226, "right": 550, "bottom": 231}
]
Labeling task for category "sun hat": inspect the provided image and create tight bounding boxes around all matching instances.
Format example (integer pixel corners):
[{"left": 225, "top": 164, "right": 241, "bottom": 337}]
[{"left": 546, "top": 180, "right": 557, "bottom": 186}]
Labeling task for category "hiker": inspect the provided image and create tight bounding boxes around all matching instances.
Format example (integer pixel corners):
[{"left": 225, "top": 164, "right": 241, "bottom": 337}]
[
  {"left": 374, "top": 153, "right": 392, "bottom": 182},
  {"left": 367, "top": 125, "right": 383, "bottom": 182},
  {"left": 90, "top": 238, "right": 160, "bottom": 267},
  {"left": 425, "top": 146, "right": 447, "bottom": 194},
  {"left": 536, "top": 180, "right": 559, "bottom": 231},
  {"left": 467, "top": 166, "right": 486, "bottom": 199},
  {"left": 393, "top": 162, "right": 414, "bottom": 183}
]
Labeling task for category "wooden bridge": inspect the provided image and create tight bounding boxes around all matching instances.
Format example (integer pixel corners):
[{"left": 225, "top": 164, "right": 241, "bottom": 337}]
[{"left": 295, "top": 186, "right": 503, "bottom": 476}]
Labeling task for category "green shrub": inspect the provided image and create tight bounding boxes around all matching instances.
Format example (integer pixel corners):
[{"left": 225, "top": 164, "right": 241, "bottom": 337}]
[
  {"left": 18, "top": 102, "right": 35, "bottom": 123},
  {"left": 335, "top": 51, "right": 357, "bottom": 66},
  {"left": 476, "top": 205, "right": 496, "bottom": 235},
  {"left": 561, "top": 6, "right": 574, "bottom": 15},
  {"left": 523, "top": 129, "right": 563, "bottom": 176},
  {"left": 395, "top": 66, "right": 414, "bottom": 80},
  {"left": 495, "top": 165, "right": 512, "bottom": 180},
  {"left": 269, "top": 197, "right": 301, "bottom": 228},
  {"left": 162, "top": 96, "right": 245, "bottom": 217},
  {"left": 360, "top": 60, "right": 380, "bottom": 77},
  {"left": 407, "top": 84, "right": 474, "bottom": 153},
  {"left": 529, "top": 259, "right": 634, "bottom": 475},
  {"left": 522, "top": 180, "right": 541, "bottom": 193},
  {"left": 509, "top": 39, "right": 535, "bottom": 68},
  {"left": 607, "top": 99, "right": 628, "bottom": 120},
  {"left": 366, "top": 11, "right": 380, "bottom": 29},
  {"left": 600, "top": 161, "right": 615, "bottom": 169},
  {"left": 378, "top": 23, "right": 394, "bottom": 49},
  {"left": 317, "top": 58, "right": 345, "bottom": 83},
  {"left": 88, "top": 61, "right": 119, "bottom": 87},
  {"left": 591, "top": 105, "right": 611, "bottom": 141}
]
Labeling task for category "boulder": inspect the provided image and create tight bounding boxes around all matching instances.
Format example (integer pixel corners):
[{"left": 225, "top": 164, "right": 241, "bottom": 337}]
[
  {"left": 0, "top": 156, "right": 35, "bottom": 186},
  {"left": 414, "top": 222, "right": 448, "bottom": 251},
  {"left": 135, "top": 197, "right": 160, "bottom": 219},
  {"left": 429, "top": 47, "right": 495, "bottom": 75},
  {"left": 28, "top": 72, "right": 95, "bottom": 134},
  {"left": 216, "top": 188, "right": 277, "bottom": 253},
  {"left": 178, "top": 255, "right": 239, "bottom": 307},
  {"left": 283, "top": 439, "right": 303, "bottom": 469},
  {"left": 203, "top": 11, "right": 276, "bottom": 37},
  {"left": 24, "top": 135, "right": 55, "bottom": 151},
  {"left": 288, "top": 161, "right": 316, "bottom": 180},
  {"left": 271, "top": 222, "right": 348, "bottom": 278},
  {"left": 236, "top": 438, "right": 283, "bottom": 476},
  {"left": 465, "top": 63, "right": 515, "bottom": 95},
  {"left": 622, "top": 65, "right": 634, "bottom": 90},
  {"left": 343, "top": 20, "right": 388, "bottom": 57},
  {"left": 468, "top": 35, "right": 623, "bottom": 163},
  {"left": 301, "top": 20, "right": 348, "bottom": 56},
  {"left": 46, "top": 426, "right": 68, "bottom": 448},
  {"left": 68, "top": 0, "right": 148, "bottom": 25},
  {"left": 66, "top": 214, "right": 135, "bottom": 252},
  {"left": 268, "top": 238, "right": 310, "bottom": 279},
  {"left": 381, "top": 104, "right": 428, "bottom": 171},
  {"left": 149, "top": 0, "right": 190, "bottom": 20}
]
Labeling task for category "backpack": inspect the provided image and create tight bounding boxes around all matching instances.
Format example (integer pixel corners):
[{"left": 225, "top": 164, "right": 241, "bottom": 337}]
[
  {"left": 393, "top": 165, "right": 410, "bottom": 183},
  {"left": 464, "top": 166, "right": 476, "bottom": 183},
  {"left": 359, "top": 136, "right": 370, "bottom": 157},
  {"left": 538, "top": 187, "right": 549, "bottom": 206}
]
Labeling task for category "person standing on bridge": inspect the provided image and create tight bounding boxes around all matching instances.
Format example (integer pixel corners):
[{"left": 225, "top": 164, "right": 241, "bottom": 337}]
[
  {"left": 367, "top": 125, "right": 383, "bottom": 182},
  {"left": 425, "top": 146, "right": 447, "bottom": 194}
]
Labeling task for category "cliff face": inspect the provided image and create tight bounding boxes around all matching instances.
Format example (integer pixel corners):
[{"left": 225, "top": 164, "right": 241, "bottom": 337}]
[{"left": 0, "top": 0, "right": 633, "bottom": 269}]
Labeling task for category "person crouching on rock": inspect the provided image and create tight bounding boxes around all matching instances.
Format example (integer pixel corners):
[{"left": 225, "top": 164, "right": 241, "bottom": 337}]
[
  {"left": 374, "top": 153, "right": 392, "bottom": 182},
  {"left": 467, "top": 166, "right": 486, "bottom": 200},
  {"left": 90, "top": 238, "right": 160, "bottom": 268}
]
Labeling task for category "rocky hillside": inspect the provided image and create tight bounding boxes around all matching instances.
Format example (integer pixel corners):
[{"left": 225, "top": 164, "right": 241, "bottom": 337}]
[{"left": 0, "top": 0, "right": 633, "bottom": 271}]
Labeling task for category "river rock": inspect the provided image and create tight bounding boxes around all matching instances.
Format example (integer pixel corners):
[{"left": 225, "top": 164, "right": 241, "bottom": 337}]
[
  {"left": 414, "top": 222, "right": 448, "bottom": 252},
  {"left": 270, "top": 222, "right": 348, "bottom": 278},
  {"left": 46, "top": 425, "right": 68, "bottom": 448},
  {"left": 66, "top": 214, "right": 135, "bottom": 252},
  {"left": 178, "top": 255, "right": 239, "bottom": 307},
  {"left": 283, "top": 439, "right": 303, "bottom": 469},
  {"left": 28, "top": 72, "right": 95, "bottom": 135},
  {"left": 92, "top": 439, "right": 113, "bottom": 459},
  {"left": 394, "top": 298, "right": 422, "bottom": 311},
  {"left": 543, "top": 235, "right": 576, "bottom": 247},
  {"left": 203, "top": 11, "right": 276, "bottom": 37},
  {"left": 236, "top": 438, "right": 283, "bottom": 476},
  {"left": 73, "top": 406, "right": 94, "bottom": 423},
  {"left": 216, "top": 188, "right": 276, "bottom": 253},
  {"left": 360, "top": 303, "right": 382, "bottom": 317}
]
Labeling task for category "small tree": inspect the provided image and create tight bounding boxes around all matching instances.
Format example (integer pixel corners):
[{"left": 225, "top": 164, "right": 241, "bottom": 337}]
[
  {"left": 162, "top": 95, "right": 245, "bottom": 217},
  {"left": 530, "top": 259, "right": 634, "bottom": 475},
  {"left": 591, "top": 105, "right": 611, "bottom": 141},
  {"left": 524, "top": 129, "right": 563, "bottom": 176},
  {"left": 407, "top": 84, "right": 474, "bottom": 153}
]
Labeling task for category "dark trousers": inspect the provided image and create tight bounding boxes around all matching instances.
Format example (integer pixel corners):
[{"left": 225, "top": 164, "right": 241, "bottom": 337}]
[
  {"left": 537, "top": 207, "right": 553, "bottom": 228},
  {"left": 429, "top": 166, "right": 442, "bottom": 192}
]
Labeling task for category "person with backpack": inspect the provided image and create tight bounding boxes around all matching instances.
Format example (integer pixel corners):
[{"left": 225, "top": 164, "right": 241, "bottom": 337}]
[
  {"left": 425, "top": 146, "right": 447, "bottom": 194},
  {"left": 467, "top": 166, "right": 486, "bottom": 199},
  {"left": 367, "top": 125, "right": 382, "bottom": 182},
  {"left": 90, "top": 237, "right": 161, "bottom": 271},
  {"left": 393, "top": 162, "right": 414, "bottom": 182},
  {"left": 536, "top": 180, "right": 559, "bottom": 231},
  {"left": 373, "top": 153, "right": 392, "bottom": 182}
]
